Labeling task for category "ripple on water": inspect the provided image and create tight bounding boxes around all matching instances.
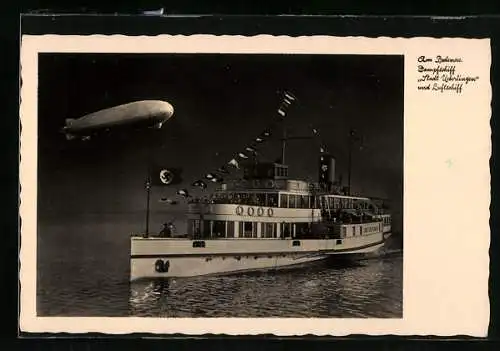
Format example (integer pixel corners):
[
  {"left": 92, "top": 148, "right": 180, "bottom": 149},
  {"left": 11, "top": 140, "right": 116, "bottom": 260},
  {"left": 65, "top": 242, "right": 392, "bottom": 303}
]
[
  {"left": 38, "top": 219, "right": 402, "bottom": 318},
  {"left": 124, "top": 256, "right": 403, "bottom": 318}
]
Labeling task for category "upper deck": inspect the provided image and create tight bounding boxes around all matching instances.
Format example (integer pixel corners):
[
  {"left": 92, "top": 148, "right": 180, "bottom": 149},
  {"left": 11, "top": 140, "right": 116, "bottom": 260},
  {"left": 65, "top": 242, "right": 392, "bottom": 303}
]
[
  {"left": 197, "top": 177, "right": 373, "bottom": 209},
  {"left": 182, "top": 158, "right": 391, "bottom": 239},
  {"left": 189, "top": 159, "right": 383, "bottom": 213}
]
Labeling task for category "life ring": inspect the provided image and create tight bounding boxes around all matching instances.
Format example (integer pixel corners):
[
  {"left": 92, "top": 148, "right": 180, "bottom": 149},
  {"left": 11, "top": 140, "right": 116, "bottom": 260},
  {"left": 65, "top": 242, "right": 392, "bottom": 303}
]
[
  {"left": 236, "top": 206, "right": 244, "bottom": 215},
  {"left": 154, "top": 259, "right": 164, "bottom": 272},
  {"left": 267, "top": 208, "right": 274, "bottom": 217},
  {"left": 253, "top": 179, "right": 261, "bottom": 188},
  {"left": 257, "top": 207, "right": 264, "bottom": 216},
  {"left": 154, "top": 259, "right": 169, "bottom": 273},
  {"left": 266, "top": 180, "right": 276, "bottom": 188},
  {"left": 247, "top": 207, "right": 255, "bottom": 216}
]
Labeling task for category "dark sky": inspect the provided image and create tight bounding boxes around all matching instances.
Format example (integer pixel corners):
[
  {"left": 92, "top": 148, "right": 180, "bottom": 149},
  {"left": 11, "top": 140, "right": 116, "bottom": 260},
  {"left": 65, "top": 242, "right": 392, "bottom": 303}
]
[{"left": 37, "top": 53, "right": 403, "bottom": 229}]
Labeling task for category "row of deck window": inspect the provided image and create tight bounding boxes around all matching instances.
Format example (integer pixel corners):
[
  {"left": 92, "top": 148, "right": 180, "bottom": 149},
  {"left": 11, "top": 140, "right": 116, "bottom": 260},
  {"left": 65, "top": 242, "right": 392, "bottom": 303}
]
[
  {"left": 209, "top": 192, "right": 373, "bottom": 210},
  {"left": 210, "top": 193, "right": 279, "bottom": 207},
  {"left": 189, "top": 219, "right": 382, "bottom": 239},
  {"left": 189, "top": 219, "right": 311, "bottom": 239},
  {"left": 363, "top": 225, "right": 380, "bottom": 234},
  {"left": 342, "top": 223, "right": 383, "bottom": 237}
]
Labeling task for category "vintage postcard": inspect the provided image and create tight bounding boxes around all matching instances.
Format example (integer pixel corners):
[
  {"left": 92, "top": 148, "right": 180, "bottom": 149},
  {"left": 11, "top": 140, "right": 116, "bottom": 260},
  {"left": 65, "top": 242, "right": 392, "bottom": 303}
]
[{"left": 19, "top": 34, "right": 491, "bottom": 336}]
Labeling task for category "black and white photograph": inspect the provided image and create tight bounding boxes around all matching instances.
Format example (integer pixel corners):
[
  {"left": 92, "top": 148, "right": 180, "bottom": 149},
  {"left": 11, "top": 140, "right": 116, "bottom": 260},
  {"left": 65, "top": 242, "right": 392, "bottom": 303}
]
[
  {"left": 20, "top": 35, "right": 490, "bottom": 336},
  {"left": 36, "top": 51, "right": 403, "bottom": 318}
]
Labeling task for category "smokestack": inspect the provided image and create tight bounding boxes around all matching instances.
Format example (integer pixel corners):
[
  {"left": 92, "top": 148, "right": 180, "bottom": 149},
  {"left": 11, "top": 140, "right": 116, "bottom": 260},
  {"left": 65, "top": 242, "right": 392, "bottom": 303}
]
[{"left": 319, "top": 154, "right": 336, "bottom": 185}]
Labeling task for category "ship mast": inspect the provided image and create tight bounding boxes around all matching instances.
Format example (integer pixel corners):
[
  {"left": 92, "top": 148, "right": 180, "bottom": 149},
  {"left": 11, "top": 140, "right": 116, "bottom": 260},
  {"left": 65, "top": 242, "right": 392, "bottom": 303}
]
[
  {"left": 143, "top": 130, "right": 156, "bottom": 238},
  {"left": 279, "top": 128, "right": 314, "bottom": 165},
  {"left": 347, "top": 128, "right": 363, "bottom": 196},
  {"left": 281, "top": 128, "right": 287, "bottom": 164},
  {"left": 347, "top": 136, "right": 352, "bottom": 196}
]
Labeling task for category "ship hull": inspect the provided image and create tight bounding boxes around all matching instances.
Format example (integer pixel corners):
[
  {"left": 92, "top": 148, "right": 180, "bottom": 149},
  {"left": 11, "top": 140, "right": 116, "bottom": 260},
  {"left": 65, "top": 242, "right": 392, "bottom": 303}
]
[{"left": 130, "top": 234, "right": 387, "bottom": 281}]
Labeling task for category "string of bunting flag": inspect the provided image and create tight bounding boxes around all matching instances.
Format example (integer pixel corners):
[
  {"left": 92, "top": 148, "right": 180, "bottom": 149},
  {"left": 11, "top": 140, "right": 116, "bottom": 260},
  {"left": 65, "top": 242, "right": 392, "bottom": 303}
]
[
  {"left": 150, "top": 90, "right": 360, "bottom": 202},
  {"left": 310, "top": 125, "right": 329, "bottom": 155},
  {"left": 174, "top": 91, "right": 298, "bottom": 200}
]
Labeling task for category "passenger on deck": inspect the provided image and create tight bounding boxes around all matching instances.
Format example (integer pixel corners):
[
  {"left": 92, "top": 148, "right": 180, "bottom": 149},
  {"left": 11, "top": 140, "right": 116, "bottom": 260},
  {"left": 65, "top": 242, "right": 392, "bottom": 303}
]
[
  {"left": 193, "top": 227, "right": 201, "bottom": 239},
  {"left": 159, "top": 222, "right": 174, "bottom": 238},
  {"left": 268, "top": 197, "right": 277, "bottom": 207},
  {"left": 282, "top": 222, "right": 290, "bottom": 239}
]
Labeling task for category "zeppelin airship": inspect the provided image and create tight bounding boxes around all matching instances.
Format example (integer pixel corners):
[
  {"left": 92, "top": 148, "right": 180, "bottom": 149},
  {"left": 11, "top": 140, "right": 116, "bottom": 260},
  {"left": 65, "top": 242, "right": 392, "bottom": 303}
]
[{"left": 62, "top": 100, "right": 174, "bottom": 141}]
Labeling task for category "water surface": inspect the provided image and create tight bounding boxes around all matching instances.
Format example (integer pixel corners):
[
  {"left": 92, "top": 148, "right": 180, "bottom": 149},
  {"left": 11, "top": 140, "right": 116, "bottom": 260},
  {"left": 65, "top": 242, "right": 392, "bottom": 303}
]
[{"left": 37, "top": 213, "right": 402, "bottom": 318}]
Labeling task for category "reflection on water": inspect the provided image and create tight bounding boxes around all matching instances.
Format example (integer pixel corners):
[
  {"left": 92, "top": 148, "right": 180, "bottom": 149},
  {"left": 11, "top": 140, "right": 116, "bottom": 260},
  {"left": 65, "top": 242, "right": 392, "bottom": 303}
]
[
  {"left": 129, "top": 255, "right": 402, "bottom": 318},
  {"left": 37, "top": 215, "right": 402, "bottom": 318}
]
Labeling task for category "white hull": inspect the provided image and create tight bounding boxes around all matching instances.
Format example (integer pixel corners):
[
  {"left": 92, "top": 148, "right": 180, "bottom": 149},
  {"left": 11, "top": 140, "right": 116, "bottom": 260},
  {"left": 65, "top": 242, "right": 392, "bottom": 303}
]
[{"left": 130, "top": 233, "right": 387, "bottom": 280}]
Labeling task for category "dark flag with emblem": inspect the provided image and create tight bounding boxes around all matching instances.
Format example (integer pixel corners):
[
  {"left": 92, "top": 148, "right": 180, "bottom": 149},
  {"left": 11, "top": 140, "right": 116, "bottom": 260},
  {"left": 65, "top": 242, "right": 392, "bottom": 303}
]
[
  {"left": 211, "top": 175, "right": 224, "bottom": 183},
  {"left": 150, "top": 166, "right": 183, "bottom": 186}
]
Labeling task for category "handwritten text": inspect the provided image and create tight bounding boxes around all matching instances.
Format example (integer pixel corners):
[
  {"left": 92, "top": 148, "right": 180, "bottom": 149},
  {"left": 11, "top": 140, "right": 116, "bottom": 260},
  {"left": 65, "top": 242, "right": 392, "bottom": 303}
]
[{"left": 416, "top": 56, "right": 479, "bottom": 94}]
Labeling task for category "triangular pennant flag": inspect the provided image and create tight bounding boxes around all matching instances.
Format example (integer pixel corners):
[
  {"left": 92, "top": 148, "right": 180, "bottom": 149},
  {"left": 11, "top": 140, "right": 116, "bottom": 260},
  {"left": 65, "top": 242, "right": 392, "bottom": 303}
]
[
  {"left": 350, "top": 129, "right": 363, "bottom": 143},
  {"left": 277, "top": 108, "right": 286, "bottom": 117},
  {"left": 320, "top": 146, "right": 326, "bottom": 153},
  {"left": 216, "top": 166, "right": 230, "bottom": 174},
  {"left": 279, "top": 102, "right": 289, "bottom": 110},
  {"left": 245, "top": 146, "right": 257, "bottom": 154},
  {"left": 159, "top": 197, "right": 178, "bottom": 205},
  {"left": 150, "top": 166, "right": 183, "bottom": 186},
  {"left": 211, "top": 176, "right": 223, "bottom": 183},
  {"left": 312, "top": 128, "right": 319, "bottom": 135},
  {"left": 262, "top": 130, "right": 271, "bottom": 137},
  {"left": 192, "top": 180, "right": 208, "bottom": 189},
  {"left": 238, "top": 152, "right": 249, "bottom": 159},
  {"left": 284, "top": 92, "right": 296, "bottom": 101},
  {"left": 283, "top": 98, "right": 292, "bottom": 105},
  {"left": 255, "top": 137, "right": 264, "bottom": 143},
  {"left": 228, "top": 158, "right": 240, "bottom": 169},
  {"left": 205, "top": 173, "right": 215, "bottom": 180},
  {"left": 176, "top": 189, "right": 190, "bottom": 197}
]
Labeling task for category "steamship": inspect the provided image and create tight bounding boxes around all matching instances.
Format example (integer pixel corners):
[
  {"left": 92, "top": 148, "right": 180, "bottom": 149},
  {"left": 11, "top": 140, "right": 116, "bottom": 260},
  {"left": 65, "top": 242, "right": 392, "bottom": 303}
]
[{"left": 130, "top": 153, "right": 392, "bottom": 281}]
